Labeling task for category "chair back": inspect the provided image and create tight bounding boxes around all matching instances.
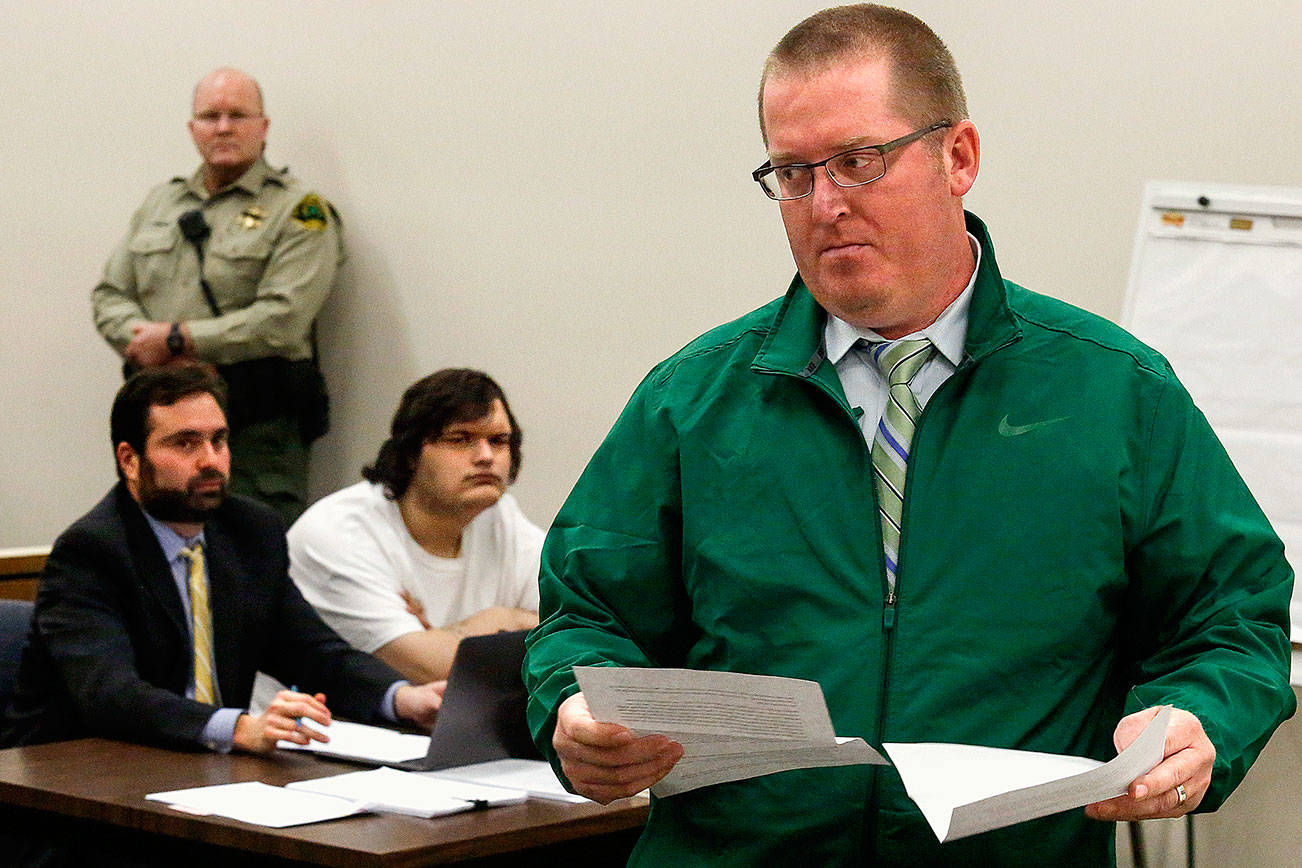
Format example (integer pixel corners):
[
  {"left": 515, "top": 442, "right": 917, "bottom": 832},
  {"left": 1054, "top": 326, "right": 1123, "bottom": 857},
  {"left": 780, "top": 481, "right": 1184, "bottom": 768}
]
[{"left": 0, "top": 599, "right": 34, "bottom": 714}]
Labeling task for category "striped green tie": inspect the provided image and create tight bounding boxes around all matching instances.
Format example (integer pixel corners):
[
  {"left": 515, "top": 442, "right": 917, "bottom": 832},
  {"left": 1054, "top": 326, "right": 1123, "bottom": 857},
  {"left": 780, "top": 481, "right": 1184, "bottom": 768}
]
[
  {"left": 863, "top": 338, "right": 935, "bottom": 593},
  {"left": 179, "top": 542, "right": 218, "bottom": 705}
]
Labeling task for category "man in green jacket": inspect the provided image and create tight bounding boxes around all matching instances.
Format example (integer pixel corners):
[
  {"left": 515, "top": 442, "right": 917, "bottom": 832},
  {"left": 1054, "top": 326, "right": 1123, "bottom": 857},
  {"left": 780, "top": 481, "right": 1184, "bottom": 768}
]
[{"left": 523, "top": 5, "right": 1294, "bottom": 865}]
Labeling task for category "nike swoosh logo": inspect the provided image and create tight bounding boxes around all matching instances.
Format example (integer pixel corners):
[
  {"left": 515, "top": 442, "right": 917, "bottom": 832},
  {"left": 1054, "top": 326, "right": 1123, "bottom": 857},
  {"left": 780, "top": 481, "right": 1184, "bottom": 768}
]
[{"left": 998, "top": 414, "right": 1071, "bottom": 437}]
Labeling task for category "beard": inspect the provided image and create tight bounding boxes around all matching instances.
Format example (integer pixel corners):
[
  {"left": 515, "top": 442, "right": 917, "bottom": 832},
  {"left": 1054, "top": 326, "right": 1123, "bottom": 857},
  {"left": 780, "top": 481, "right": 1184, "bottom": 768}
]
[{"left": 137, "top": 460, "right": 228, "bottom": 524}]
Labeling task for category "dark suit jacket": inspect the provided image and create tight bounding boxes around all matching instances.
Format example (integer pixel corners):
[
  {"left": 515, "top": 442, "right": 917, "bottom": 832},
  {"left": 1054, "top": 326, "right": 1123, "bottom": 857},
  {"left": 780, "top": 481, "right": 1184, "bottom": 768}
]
[{"left": 0, "top": 484, "right": 403, "bottom": 749}]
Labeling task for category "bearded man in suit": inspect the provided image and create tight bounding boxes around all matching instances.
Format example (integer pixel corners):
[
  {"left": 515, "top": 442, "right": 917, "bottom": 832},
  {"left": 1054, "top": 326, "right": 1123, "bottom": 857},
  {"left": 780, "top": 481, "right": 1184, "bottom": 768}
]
[{"left": 2, "top": 364, "right": 443, "bottom": 753}]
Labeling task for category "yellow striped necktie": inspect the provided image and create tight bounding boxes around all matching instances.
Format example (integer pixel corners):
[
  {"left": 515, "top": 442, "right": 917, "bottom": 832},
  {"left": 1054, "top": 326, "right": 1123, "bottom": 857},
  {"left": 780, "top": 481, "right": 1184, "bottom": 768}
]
[{"left": 178, "top": 542, "right": 217, "bottom": 705}]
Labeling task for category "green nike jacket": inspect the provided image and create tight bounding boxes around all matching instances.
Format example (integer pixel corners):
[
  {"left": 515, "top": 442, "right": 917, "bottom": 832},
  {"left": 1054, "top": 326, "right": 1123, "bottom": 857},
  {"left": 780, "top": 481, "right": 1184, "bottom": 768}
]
[{"left": 523, "top": 213, "right": 1294, "bottom": 866}]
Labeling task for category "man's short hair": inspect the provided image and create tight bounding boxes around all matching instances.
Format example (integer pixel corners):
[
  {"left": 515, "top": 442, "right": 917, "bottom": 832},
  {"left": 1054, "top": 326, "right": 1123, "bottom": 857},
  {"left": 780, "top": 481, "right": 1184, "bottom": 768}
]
[
  {"left": 759, "top": 4, "right": 968, "bottom": 143},
  {"left": 110, "top": 365, "right": 229, "bottom": 476},
  {"left": 363, "top": 369, "right": 523, "bottom": 499}
]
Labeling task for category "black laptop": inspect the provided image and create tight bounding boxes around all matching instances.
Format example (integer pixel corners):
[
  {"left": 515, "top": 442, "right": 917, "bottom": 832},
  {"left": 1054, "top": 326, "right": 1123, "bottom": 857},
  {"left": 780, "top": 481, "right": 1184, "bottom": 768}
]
[
  {"left": 306, "top": 629, "right": 541, "bottom": 771},
  {"left": 396, "top": 629, "right": 541, "bottom": 771}
]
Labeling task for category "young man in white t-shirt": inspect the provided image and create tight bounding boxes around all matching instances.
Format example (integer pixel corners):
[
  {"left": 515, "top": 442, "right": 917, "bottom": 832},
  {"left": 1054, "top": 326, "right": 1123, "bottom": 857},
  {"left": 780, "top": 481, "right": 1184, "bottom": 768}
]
[{"left": 288, "top": 369, "right": 542, "bottom": 683}]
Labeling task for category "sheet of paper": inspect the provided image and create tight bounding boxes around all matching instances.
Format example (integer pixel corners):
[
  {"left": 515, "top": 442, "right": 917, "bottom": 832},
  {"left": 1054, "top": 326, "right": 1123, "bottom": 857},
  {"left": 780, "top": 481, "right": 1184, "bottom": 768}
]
[
  {"left": 885, "top": 706, "right": 1171, "bottom": 841},
  {"left": 287, "top": 767, "right": 524, "bottom": 818},
  {"left": 424, "top": 758, "right": 594, "bottom": 804},
  {"left": 276, "top": 718, "right": 430, "bottom": 764},
  {"left": 575, "top": 666, "right": 886, "bottom": 797},
  {"left": 657, "top": 736, "right": 881, "bottom": 797},
  {"left": 146, "top": 781, "right": 362, "bottom": 828}
]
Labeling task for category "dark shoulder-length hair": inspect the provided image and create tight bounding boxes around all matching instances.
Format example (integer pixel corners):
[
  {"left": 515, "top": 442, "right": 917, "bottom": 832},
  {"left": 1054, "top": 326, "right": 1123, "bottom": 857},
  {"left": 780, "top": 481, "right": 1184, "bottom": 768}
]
[{"left": 362, "top": 368, "right": 522, "bottom": 499}]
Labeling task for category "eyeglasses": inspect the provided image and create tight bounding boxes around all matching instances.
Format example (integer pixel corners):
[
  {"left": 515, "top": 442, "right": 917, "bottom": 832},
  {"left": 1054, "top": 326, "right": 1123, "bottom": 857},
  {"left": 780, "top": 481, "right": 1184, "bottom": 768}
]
[
  {"left": 752, "top": 121, "right": 953, "bottom": 201},
  {"left": 191, "top": 111, "right": 264, "bottom": 127}
]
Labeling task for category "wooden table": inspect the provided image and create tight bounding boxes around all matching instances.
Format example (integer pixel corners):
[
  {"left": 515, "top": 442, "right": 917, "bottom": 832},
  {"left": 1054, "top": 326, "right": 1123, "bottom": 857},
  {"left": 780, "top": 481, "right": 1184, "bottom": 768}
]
[{"left": 0, "top": 739, "right": 648, "bottom": 866}]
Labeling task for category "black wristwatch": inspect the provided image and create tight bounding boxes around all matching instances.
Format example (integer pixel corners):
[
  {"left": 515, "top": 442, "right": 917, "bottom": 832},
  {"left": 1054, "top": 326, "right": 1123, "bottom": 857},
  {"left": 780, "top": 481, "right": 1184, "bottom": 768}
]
[{"left": 166, "top": 322, "right": 186, "bottom": 356}]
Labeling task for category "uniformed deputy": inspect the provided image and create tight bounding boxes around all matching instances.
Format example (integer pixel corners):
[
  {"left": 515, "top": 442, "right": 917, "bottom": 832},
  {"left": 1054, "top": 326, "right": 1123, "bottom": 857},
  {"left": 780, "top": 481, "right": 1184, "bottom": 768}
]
[{"left": 93, "top": 67, "right": 343, "bottom": 525}]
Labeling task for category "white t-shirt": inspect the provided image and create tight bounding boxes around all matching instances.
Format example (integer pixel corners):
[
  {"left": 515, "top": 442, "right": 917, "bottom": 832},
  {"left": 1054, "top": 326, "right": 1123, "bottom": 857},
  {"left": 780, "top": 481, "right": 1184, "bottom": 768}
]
[{"left": 287, "top": 481, "right": 543, "bottom": 654}]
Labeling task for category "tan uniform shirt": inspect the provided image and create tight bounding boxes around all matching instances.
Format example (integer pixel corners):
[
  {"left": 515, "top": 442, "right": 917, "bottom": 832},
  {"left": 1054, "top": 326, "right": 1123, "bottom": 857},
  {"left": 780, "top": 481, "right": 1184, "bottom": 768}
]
[{"left": 92, "top": 157, "right": 344, "bottom": 365}]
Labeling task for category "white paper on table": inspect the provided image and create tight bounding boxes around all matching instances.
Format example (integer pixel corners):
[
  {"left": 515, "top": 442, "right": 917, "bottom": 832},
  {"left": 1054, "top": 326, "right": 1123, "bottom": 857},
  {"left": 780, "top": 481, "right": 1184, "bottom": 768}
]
[
  {"left": 276, "top": 718, "right": 430, "bottom": 763},
  {"left": 885, "top": 706, "right": 1171, "bottom": 842},
  {"left": 146, "top": 781, "right": 362, "bottom": 828},
  {"left": 287, "top": 766, "right": 524, "bottom": 818},
  {"left": 575, "top": 666, "right": 886, "bottom": 797},
  {"left": 424, "top": 758, "right": 594, "bottom": 804}
]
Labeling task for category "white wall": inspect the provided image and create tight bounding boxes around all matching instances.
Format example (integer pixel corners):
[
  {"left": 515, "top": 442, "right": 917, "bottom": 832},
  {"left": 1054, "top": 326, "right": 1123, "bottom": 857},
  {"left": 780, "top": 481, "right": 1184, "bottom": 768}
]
[
  {"left": 2, "top": 0, "right": 1299, "bottom": 548},
  {"left": 2, "top": 3, "right": 1299, "bottom": 863}
]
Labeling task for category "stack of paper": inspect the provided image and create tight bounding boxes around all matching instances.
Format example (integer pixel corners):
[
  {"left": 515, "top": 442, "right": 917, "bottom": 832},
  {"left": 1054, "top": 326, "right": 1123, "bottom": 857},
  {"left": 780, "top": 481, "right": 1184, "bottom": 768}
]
[
  {"left": 287, "top": 767, "right": 525, "bottom": 817},
  {"left": 425, "top": 758, "right": 594, "bottom": 804},
  {"left": 275, "top": 718, "right": 430, "bottom": 763},
  {"left": 146, "top": 781, "right": 363, "bottom": 828},
  {"left": 574, "top": 666, "right": 886, "bottom": 797},
  {"left": 147, "top": 766, "right": 525, "bottom": 827}
]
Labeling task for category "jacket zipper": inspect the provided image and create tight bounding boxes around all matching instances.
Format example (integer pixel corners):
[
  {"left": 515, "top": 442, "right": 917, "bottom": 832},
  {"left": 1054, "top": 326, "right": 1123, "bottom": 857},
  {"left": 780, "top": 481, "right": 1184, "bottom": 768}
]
[
  {"left": 867, "top": 333, "right": 1020, "bottom": 853},
  {"left": 759, "top": 283, "right": 1024, "bottom": 856},
  {"left": 768, "top": 331, "right": 1022, "bottom": 856},
  {"left": 889, "top": 333, "right": 1020, "bottom": 628}
]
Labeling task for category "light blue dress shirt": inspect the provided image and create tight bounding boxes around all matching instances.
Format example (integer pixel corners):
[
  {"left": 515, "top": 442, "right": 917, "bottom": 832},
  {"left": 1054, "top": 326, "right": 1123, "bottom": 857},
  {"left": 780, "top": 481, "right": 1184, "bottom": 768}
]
[
  {"left": 143, "top": 511, "right": 402, "bottom": 752},
  {"left": 823, "top": 233, "right": 981, "bottom": 444}
]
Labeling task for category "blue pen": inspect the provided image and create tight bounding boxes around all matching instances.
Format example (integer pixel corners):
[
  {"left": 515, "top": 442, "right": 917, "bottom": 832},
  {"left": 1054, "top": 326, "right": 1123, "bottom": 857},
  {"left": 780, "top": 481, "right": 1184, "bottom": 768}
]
[{"left": 290, "top": 684, "right": 306, "bottom": 731}]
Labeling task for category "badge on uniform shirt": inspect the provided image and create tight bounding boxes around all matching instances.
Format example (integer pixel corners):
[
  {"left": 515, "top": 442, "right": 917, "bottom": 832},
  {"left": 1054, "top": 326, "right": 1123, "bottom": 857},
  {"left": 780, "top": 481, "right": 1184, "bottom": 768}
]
[
  {"left": 240, "top": 206, "right": 265, "bottom": 230},
  {"left": 291, "top": 194, "right": 329, "bottom": 230}
]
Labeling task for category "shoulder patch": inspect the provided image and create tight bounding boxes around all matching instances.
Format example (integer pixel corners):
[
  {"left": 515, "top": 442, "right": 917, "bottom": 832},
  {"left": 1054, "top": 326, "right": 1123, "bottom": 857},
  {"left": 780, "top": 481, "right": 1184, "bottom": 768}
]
[{"left": 291, "top": 194, "right": 329, "bottom": 230}]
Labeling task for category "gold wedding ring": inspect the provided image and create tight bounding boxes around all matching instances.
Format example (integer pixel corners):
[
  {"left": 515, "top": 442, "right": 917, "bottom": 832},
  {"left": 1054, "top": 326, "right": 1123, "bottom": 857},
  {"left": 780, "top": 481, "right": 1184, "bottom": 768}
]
[{"left": 1175, "top": 783, "right": 1188, "bottom": 806}]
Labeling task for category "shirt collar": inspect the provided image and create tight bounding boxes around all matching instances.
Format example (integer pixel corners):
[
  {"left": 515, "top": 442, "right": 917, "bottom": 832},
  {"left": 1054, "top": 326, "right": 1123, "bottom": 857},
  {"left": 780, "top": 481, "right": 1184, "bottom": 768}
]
[
  {"left": 824, "top": 231, "right": 982, "bottom": 367},
  {"left": 183, "top": 156, "right": 277, "bottom": 199},
  {"left": 143, "top": 509, "right": 205, "bottom": 562}
]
